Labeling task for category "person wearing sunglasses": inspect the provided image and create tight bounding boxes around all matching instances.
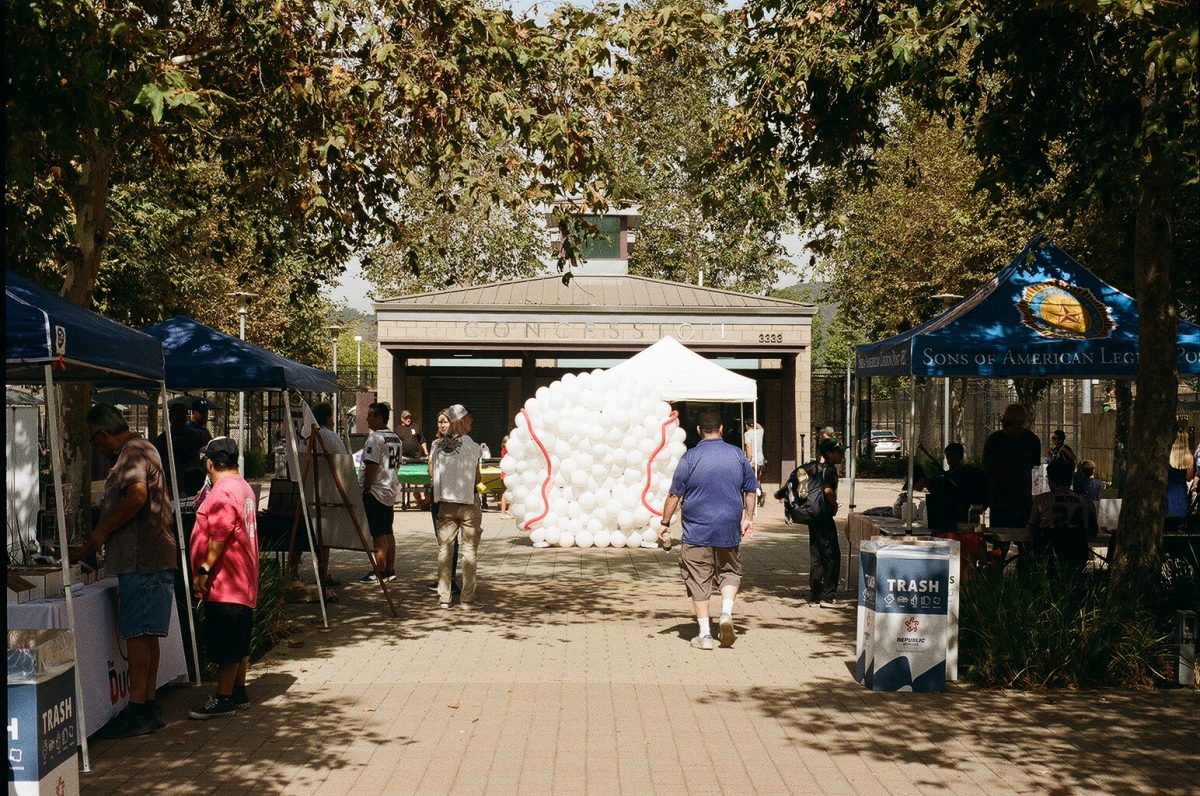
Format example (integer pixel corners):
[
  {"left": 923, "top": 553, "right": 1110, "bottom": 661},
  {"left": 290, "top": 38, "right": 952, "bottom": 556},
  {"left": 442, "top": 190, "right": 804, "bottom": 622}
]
[{"left": 983, "top": 403, "right": 1042, "bottom": 535}]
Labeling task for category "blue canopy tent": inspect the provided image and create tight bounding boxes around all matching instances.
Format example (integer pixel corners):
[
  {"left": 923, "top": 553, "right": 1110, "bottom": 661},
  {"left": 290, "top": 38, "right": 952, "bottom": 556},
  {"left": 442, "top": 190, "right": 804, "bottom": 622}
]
[
  {"left": 5, "top": 271, "right": 200, "bottom": 772},
  {"left": 850, "top": 236, "right": 1200, "bottom": 534},
  {"left": 6, "top": 272, "right": 165, "bottom": 386},
  {"left": 855, "top": 237, "right": 1200, "bottom": 379},
  {"left": 142, "top": 316, "right": 338, "bottom": 625},
  {"left": 142, "top": 315, "right": 337, "bottom": 393}
]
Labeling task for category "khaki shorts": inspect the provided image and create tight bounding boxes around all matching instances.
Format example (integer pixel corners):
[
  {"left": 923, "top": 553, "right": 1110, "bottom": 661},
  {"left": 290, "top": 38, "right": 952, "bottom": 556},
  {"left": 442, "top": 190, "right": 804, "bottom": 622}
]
[{"left": 678, "top": 542, "right": 742, "bottom": 600}]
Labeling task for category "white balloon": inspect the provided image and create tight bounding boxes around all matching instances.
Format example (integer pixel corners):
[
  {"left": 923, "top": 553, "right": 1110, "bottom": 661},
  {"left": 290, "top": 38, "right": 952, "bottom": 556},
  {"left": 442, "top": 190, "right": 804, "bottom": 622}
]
[
  {"left": 559, "top": 531, "right": 575, "bottom": 548},
  {"left": 633, "top": 506, "right": 652, "bottom": 526},
  {"left": 535, "top": 386, "right": 550, "bottom": 401},
  {"left": 566, "top": 517, "right": 584, "bottom": 536},
  {"left": 576, "top": 530, "right": 594, "bottom": 548},
  {"left": 571, "top": 468, "right": 588, "bottom": 488},
  {"left": 610, "top": 531, "right": 627, "bottom": 548},
  {"left": 530, "top": 528, "right": 546, "bottom": 544},
  {"left": 594, "top": 530, "right": 611, "bottom": 548},
  {"left": 641, "top": 528, "right": 659, "bottom": 544}
]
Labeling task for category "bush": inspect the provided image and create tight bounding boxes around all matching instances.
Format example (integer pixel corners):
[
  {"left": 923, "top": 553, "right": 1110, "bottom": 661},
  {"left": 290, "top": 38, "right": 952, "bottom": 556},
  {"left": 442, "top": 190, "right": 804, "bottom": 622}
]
[
  {"left": 959, "top": 562, "right": 1170, "bottom": 689},
  {"left": 243, "top": 449, "right": 268, "bottom": 479},
  {"left": 195, "top": 556, "right": 289, "bottom": 679}
]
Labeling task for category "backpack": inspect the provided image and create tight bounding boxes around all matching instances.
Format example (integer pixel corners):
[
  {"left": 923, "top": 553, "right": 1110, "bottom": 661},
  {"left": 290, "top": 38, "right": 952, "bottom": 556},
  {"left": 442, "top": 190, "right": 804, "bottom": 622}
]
[{"left": 774, "top": 461, "right": 826, "bottom": 524}]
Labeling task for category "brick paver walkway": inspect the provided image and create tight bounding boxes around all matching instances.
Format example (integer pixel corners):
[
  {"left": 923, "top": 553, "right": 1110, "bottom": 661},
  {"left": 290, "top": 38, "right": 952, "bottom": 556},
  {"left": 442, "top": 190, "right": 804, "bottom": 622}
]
[{"left": 81, "top": 482, "right": 1199, "bottom": 794}]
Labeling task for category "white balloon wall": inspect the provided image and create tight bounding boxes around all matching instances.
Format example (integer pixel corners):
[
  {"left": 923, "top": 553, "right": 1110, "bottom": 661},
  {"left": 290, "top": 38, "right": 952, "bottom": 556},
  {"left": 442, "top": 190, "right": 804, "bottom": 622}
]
[{"left": 500, "top": 369, "right": 687, "bottom": 549}]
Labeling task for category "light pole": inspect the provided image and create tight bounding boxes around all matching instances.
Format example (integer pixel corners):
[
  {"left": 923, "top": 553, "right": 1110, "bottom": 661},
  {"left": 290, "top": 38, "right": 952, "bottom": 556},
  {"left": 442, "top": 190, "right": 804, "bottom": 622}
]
[
  {"left": 354, "top": 335, "right": 363, "bottom": 388},
  {"left": 932, "top": 292, "right": 963, "bottom": 467},
  {"left": 229, "top": 291, "right": 257, "bottom": 477},
  {"left": 329, "top": 324, "right": 343, "bottom": 433}
]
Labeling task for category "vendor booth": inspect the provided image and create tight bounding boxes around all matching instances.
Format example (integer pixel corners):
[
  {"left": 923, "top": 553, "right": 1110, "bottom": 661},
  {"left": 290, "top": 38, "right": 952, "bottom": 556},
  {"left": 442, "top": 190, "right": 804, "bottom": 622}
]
[
  {"left": 6, "top": 272, "right": 193, "bottom": 771},
  {"left": 143, "top": 316, "right": 340, "bottom": 624},
  {"left": 847, "top": 236, "right": 1200, "bottom": 558}
]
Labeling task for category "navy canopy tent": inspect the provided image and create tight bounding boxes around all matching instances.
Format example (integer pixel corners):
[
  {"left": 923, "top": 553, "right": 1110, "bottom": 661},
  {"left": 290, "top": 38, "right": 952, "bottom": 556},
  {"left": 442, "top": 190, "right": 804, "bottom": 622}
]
[
  {"left": 6, "top": 271, "right": 165, "bottom": 386},
  {"left": 5, "top": 270, "right": 200, "bottom": 772},
  {"left": 143, "top": 315, "right": 337, "bottom": 393},
  {"left": 143, "top": 315, "right": 335, "bottom": 626},
  {"left": 855, "top": 237, "right": 1200, "bottom": 379}
]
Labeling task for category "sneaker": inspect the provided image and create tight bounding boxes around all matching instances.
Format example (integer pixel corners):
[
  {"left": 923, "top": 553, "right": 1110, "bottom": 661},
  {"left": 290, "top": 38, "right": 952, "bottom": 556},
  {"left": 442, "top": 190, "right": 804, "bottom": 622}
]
[
  {"left": 153, "top": 702, "right": 166, "bottom": 729},
  {"left": 233, "top": 687, "right": 250, "bottom": 711},
  {"left": 382, "top": 570, "right": 397, "bottom": 583},
  {"left": 95, "top": 707, "right": 157, "bottom": 739},
  {"left": 427, "top": 581, "right": 461, "bottom": 594},
  {"left": 189, "top": 694, "right": 238, "bottom": 720},
  {"left": 819, "top": 599, "right": 838, "bottom": 609},
  {"left": 718, "top": 613, "right": 736, "bottom": 648},
  {"left": 439, "top": 602, "right": 452, "bottom": 609},
  {"left": 690, "top": 634, "right": 715, "bottom": 650},
  {"left": 358, "top": 572, "right": 380, "bottom": 583},
  {"left": 459, "top": 601, "right": 478, "bottom": 611}
]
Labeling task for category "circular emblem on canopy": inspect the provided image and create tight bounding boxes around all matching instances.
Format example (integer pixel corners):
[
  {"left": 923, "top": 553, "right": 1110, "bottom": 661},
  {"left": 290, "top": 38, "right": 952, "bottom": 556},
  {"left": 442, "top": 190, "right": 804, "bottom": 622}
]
[{"left": 1017, "top": 281, "right": 1114, "bottom": 339}]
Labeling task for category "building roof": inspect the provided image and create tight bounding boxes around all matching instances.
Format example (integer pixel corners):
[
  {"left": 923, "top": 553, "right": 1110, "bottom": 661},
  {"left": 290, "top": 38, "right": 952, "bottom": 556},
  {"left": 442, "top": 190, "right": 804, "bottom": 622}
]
[{"left": 374, "top": 273, "right": 815, "bottom": 316}]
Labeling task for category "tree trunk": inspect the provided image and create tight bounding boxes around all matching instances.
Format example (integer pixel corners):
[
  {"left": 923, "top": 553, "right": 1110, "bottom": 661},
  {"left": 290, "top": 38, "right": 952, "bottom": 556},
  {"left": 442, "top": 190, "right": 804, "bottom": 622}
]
[
  {"left": 1112, "top": 380, "right": 1133, "bottom": 489},
  {"left": 58, "top": 143, "right": 115, "bottom": 541},
  {"left": 1111, "top": 150, "right": 1176, "bottom": 591},
  {"left": 1014, "top": 378, "right": 1051, "bottom": 426}
]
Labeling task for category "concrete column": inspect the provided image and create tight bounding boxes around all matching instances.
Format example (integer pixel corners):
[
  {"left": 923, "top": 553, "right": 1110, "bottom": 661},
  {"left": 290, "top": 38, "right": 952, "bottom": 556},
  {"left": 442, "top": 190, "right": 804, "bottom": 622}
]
[
  {"left": 796, "top": 344, "right": 813, "bottom": 461},
  {"left": 781, "top": 353, "right": 798, "bottom": 478}
]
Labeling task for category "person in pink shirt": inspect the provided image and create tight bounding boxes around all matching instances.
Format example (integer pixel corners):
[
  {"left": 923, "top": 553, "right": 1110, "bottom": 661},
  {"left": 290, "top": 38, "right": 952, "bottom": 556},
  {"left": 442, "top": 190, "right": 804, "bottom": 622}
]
[{"left": 188, "top": 437, "right": 259, "bottom": 719}]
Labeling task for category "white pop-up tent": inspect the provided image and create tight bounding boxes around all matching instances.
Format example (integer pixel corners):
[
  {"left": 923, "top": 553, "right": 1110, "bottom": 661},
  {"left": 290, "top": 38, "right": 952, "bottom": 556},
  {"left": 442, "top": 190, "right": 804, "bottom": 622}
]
[
  {"left": 609, "top": 336, "right": 760, "bottom": 466},
  {"left": 609, "top": 335, "right": 756, "bottom": 402}
]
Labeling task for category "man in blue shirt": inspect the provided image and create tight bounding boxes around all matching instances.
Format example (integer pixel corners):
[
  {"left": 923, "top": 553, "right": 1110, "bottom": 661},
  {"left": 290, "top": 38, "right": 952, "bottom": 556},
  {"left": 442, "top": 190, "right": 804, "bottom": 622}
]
[{"left": 657, "top": 409, "right": 758, "bottom": 650}]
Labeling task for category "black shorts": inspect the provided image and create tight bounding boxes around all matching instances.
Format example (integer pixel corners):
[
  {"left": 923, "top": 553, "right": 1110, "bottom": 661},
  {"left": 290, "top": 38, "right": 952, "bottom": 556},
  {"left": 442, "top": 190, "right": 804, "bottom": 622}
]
[
  {"left": 203, "top": 601, "right": 253, "bottom": 664},
  {"left": 363, "top": 492, "right": 394, "bottom": 537}
]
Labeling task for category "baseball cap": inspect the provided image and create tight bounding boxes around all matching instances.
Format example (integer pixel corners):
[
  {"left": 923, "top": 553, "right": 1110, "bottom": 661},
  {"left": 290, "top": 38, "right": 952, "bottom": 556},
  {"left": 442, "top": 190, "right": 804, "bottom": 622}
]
[
  {"left": 201, "top": 437, "right": 239, "bottom": 467},
  {"left": 192, "top": 397, "right": 210, "bottom": 412},
  {"left": 445, "top": 404, "right": 470, "bottom": 423},
  {"left": 400, "top": 409, "right": 413, "bottom": 419}
]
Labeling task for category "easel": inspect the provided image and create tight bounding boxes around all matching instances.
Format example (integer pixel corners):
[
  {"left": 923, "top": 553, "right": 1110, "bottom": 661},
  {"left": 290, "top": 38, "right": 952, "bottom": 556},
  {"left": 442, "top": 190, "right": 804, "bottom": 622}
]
[{"left": 287, "top": 424, "right": 398, "bottom": 618}]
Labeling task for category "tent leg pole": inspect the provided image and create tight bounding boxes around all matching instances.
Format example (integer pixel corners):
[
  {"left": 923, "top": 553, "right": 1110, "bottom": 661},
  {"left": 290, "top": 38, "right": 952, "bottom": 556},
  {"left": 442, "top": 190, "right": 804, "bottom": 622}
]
[
  {"left": 162, "top": 387, "right": 202, "bottom": 684},
  {"left": 44, "top": 366, "right": 90, "bottom": 773},
  {"left": 846, "top": 369, "right": 859, "bottom": 592},
  {"left": 907, "top": 378, "right": 917, "bottom": 535},
  {"left": 285, "top": 393, "right": 328, "bottom": 627}
]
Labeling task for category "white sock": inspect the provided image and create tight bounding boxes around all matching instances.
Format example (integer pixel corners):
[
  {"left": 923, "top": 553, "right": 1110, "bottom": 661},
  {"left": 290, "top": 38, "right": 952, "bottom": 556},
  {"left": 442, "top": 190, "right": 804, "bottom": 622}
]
[
  {"left": 721, "top": 598, "right": 734, "bottom": 616},
  {"left": 697, "top": 617, "right": 711, "bottom": 637}
]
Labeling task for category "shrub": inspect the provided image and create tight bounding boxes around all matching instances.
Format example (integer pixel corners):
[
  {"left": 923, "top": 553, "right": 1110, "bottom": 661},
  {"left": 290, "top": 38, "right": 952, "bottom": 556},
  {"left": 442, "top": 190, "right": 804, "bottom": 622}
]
[
  {"left": 959, "top": 562, "right": 1170, "bottom": 689},
  {"left": 195, "top": 556, "right": 290, "bottom": 679},
  {"left": 243, "top": 449, "right": 268, "bottom": 479}
]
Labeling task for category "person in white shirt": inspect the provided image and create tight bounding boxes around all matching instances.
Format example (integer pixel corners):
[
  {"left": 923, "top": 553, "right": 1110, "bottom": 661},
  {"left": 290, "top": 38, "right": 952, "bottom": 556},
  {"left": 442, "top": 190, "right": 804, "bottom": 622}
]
[
  {"left": 429, "top": 404, "right": 483, "bottom": 608},
  {"left": 743, "top": 420, "right": 766, "bottom": 507},
  {"left": 357, "top": 403, "right": 402, "bottom": 583},
  {"left": 305, "top": 402, "right": 348, "bottom": 456}
]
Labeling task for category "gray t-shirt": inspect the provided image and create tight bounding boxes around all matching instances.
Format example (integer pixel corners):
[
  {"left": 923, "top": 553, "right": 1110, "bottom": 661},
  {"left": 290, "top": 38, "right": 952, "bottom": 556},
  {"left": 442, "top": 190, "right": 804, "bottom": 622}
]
[
  {"left": 100, "top": 435, "right": 178, "bottom": 576},
  {"left": 430, "top": 434, "right": 482, "bottom": 505}
]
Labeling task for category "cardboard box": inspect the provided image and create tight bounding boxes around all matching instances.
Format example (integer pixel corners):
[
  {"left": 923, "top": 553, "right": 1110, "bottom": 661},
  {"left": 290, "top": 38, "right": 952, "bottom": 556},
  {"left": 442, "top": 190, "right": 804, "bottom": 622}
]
[
  {"left": 7, "top": 566, "right": 78, "bottom": 600},
  {"left": 7, "top": 573, "right": 39, "bottom": 604}
]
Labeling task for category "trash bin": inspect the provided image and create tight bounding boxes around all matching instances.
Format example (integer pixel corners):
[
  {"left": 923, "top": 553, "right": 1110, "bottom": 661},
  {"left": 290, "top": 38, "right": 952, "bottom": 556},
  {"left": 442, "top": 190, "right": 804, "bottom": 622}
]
[
  {"left": 855, "top": 539, "right": 960, "bottom": 692},
  {"left": 7, "top": 630, "right": 79, "bottom": 796}
]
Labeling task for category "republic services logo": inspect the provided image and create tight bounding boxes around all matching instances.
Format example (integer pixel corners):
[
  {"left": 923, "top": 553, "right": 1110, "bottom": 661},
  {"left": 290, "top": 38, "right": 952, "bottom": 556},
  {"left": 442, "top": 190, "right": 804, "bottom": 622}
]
[
  {"left": 1017, "top": 280, "right": 1114, "bottom": 340},
  {"left": 904, "top": 617, "right": 920, "bottom": 633}
]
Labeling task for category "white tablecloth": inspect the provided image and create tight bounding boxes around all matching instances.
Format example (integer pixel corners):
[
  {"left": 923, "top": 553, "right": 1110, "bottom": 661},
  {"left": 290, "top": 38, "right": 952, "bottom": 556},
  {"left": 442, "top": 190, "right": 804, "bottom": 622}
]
[
  {"left": 7, "top": 578, "right": 189, "bottom": 736},
  {"left": 1097, "top": 498, "right": 1121, "bottom": 531}
]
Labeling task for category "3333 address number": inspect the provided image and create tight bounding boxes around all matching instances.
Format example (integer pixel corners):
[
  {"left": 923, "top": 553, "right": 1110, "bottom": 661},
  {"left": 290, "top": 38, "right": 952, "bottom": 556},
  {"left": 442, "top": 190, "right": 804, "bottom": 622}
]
[{"left": 758, "top": 333, "right": 783, "bottom": 343}]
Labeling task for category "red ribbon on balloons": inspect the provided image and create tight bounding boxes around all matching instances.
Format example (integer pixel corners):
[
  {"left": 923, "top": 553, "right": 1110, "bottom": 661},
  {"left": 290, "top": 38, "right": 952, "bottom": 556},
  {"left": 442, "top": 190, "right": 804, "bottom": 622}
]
[{"left": 641, "top": 410, "right": 679, "bottom": 516}]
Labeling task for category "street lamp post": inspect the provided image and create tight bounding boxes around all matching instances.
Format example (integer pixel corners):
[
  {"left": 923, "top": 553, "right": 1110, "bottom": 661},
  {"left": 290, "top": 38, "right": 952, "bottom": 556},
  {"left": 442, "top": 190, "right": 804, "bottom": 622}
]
[
  {"left": 932, "top": 292, "right": 963, "bottom": 467},
  {"left": 329, "top": 325, "right": 343, "bottom": 433},
  {"left": 354, "top": 335, "right": 363, "bottom": 388},
  {"left": 229, "top": 291, "right": 257, "bottom": 477}
]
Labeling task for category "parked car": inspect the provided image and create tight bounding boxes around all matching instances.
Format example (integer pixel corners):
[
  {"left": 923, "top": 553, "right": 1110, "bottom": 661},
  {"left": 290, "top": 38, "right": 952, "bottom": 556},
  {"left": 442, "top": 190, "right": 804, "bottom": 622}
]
[{"left": 864, "top": 429, "right": 904, "bottom": 457}]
